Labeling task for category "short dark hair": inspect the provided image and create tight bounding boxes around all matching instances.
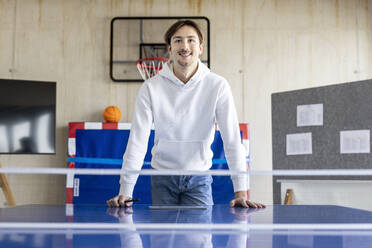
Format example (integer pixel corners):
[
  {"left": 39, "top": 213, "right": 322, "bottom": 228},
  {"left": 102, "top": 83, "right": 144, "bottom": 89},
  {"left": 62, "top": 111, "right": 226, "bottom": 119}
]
[{"left": 164, "top": 20, "right": 204, "bottom": 46}]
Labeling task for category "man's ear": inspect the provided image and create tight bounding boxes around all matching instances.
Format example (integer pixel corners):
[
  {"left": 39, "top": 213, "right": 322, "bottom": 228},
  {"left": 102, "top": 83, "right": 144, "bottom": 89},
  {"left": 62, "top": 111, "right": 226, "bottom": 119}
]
[
  {"left": 167, "top": 44, "right": 172, "bottom": 53},
  {"left": 199, "top": 44, "right": 203, "bottom": 55}
]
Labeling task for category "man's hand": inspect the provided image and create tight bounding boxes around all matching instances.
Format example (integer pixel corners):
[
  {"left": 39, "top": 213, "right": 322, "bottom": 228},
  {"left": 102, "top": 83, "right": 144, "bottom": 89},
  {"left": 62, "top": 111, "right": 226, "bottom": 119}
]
[
  {"left": 107, "top": 195, "right": 133, "bottom": 207},
  {"left": 229, "top": 191, "right": 266, "bottom": 208}
]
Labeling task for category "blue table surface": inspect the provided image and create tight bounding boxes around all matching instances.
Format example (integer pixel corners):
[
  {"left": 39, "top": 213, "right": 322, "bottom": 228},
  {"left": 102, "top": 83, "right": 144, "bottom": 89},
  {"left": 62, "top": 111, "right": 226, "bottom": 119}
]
[{"left": 1, "top": 204, "right": 372, "bottom": 248}]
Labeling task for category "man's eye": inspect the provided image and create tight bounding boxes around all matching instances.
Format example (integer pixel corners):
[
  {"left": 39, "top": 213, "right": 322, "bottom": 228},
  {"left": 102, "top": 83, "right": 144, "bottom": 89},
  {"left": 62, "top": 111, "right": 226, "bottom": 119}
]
[{"left": 189, "top": 39, "right": 195, "bottom": 43}]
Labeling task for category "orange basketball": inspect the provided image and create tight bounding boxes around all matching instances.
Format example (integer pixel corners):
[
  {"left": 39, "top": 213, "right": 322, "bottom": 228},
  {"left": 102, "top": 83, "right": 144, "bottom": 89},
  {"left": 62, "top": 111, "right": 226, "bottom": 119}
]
[{"left": 103, "top": 106, "right": 121, "bottom": 122}]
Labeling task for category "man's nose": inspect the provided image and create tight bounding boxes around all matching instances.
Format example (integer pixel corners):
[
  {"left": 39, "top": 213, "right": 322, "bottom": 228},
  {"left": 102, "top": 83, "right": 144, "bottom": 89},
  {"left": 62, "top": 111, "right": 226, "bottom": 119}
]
[{"left": 180, "top": 40, "right": 189, "bottom": 49}]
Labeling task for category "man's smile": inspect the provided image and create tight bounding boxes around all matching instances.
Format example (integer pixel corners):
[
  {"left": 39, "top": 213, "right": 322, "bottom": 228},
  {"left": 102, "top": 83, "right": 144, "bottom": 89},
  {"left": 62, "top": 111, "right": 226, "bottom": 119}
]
[{"left": 178, "top": 50, "right": 192, "bottom": 59}]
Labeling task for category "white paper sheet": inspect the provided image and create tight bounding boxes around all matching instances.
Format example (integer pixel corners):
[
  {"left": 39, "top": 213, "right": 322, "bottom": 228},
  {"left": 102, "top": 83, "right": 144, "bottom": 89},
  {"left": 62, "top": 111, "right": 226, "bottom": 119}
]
[
  {"left": 340, "top": 130, "right": 370, "bottom": 154},
  {"left": 286, "top": 132, "right": 312, "bottom": 155},
  {"left": 297, "top": 104, "right": 323, "bottom": 127}
]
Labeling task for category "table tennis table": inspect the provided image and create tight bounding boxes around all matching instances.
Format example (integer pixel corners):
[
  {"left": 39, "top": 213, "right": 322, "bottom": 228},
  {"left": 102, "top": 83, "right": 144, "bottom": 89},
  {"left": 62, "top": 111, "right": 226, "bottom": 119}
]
[{"left": 0, "top": 204, "right": 372, "bottom": 248}]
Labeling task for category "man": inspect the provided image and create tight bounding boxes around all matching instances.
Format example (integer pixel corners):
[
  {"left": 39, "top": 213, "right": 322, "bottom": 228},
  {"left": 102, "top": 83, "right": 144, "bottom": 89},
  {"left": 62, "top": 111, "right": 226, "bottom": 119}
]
[{"left": 107, "top": 20, "right": 264, "bottom": 208}]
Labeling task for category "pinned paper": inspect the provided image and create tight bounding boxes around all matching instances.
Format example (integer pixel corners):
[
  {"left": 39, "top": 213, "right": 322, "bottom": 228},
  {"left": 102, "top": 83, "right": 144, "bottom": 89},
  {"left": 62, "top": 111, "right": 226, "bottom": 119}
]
[
  {"left": 286, "top": 133, "right": 312, "bottom": 155},
  {"left": 297, "top": 104, "right": 323, "bottom": 127},
  {"left": 340, "top": 130, "right": 370, "bottom": 154}
]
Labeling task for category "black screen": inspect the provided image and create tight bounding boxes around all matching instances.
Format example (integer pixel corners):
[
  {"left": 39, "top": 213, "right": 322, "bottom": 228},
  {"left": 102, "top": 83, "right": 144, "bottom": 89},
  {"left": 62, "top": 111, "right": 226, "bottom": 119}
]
[{"left": 0, "top": 79, "right": 56, "bottom": 154}]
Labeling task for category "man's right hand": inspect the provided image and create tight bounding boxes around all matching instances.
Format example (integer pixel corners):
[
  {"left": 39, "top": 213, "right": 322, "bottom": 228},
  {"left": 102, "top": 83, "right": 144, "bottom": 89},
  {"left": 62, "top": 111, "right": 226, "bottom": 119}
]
[{"left": 106, "top": 195, "right": 133, "bottom": 207}]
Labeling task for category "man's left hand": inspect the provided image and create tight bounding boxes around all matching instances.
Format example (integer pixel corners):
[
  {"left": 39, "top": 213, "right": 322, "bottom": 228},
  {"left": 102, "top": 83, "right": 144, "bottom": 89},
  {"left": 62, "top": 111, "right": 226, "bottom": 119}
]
[{"left": 230, "top": 191, "right": 266, "bottom": 208}]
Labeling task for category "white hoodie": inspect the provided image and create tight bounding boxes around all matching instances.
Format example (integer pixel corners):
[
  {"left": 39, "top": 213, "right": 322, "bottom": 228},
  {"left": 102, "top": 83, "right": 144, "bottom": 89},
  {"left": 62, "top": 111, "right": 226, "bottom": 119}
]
[{"left": 119, "top": 60, "right": 247, "bottom": 197}]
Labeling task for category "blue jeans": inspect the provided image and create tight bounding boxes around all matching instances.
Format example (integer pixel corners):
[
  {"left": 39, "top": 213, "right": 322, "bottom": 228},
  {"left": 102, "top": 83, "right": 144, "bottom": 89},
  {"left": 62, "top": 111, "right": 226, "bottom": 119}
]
[{"left": 151, "top": 175, "right": 214, "bottom": 205}]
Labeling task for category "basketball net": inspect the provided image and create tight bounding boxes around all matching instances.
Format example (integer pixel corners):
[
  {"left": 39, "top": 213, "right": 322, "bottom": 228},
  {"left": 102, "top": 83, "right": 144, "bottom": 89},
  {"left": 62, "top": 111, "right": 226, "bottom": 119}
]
[{"left": 136, "top": 58, "right": 169, "bottom": 80}]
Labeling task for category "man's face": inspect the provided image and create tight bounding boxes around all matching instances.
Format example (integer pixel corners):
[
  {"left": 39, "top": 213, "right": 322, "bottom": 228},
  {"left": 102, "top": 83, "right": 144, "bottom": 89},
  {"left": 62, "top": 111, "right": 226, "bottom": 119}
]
[{"left": 168, "top": 25, "right": 203, "bottom": 69}]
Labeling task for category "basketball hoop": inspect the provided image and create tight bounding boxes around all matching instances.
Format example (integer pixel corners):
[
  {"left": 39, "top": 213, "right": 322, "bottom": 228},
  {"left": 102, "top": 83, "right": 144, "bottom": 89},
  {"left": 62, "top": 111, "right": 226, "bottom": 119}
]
[{"left": 136, "top": 58, "right": 169, "bottom": 80}]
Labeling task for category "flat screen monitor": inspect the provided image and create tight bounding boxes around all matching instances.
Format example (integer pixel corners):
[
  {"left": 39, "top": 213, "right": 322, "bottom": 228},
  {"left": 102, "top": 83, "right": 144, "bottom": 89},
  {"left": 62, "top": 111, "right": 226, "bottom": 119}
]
[{"left": 0, "top": 79, "right": 56, "bottom": 154}]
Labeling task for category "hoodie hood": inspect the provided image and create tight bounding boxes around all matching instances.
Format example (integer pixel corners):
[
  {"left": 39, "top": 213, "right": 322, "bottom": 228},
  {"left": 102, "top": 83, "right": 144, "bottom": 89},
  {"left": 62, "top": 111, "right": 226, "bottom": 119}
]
[{"left": 158, "top": 59, "right": 210, "bottom": 88}]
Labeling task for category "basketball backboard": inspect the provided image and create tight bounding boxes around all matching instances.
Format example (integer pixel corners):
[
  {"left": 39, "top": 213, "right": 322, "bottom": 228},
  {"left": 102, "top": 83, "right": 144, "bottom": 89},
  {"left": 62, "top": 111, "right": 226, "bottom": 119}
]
[{"left": 110, "top": 16, "right": 210, "bottom": 82}]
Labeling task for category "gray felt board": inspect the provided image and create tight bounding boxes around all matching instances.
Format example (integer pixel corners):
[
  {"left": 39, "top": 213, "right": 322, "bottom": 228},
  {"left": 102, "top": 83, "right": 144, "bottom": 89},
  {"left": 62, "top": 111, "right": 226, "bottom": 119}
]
[{"left": 271, "top": 79, "right": 372, "bottom": 204}]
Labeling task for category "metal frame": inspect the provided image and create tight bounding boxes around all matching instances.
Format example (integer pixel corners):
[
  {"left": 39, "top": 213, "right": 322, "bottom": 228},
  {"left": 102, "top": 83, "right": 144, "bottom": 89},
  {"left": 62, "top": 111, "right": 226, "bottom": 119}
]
[
  {"left": 110, "top": 16, "right": 211, "bottom": 82},
  {"left": 139, "top": 43, "right": 168, "bottom": 60}
]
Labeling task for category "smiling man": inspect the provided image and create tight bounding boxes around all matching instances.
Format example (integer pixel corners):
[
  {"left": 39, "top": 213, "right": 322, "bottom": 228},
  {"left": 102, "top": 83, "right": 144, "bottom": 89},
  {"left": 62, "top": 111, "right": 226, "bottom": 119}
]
[{"left": 107, "top": 20, "right": 264, "bottom": 209}]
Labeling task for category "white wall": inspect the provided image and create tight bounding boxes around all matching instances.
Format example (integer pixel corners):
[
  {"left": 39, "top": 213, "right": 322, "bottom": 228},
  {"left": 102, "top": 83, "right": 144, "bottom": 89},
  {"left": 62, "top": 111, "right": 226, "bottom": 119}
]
[
  {"left": 279, "top": 180, "right": 372, "bottom": 211},
  {"left": 0, "top": 0, "right": 371, "bottom": 205}
]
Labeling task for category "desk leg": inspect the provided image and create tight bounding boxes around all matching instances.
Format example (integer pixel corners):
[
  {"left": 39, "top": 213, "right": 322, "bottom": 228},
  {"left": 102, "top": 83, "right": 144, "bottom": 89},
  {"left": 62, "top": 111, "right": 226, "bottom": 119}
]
[
  {"left": 0, "top": 163, "right": 16, "bottom": 206},
  {"left": 284, "top": 189, "right": 293, "bottom": 205}
]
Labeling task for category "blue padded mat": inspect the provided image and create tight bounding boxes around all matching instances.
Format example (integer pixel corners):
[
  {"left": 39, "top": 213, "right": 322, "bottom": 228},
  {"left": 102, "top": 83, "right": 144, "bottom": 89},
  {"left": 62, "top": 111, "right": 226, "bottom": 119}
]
[{"left": 73, "top": 129, "right": 241, "bottom": 204}]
